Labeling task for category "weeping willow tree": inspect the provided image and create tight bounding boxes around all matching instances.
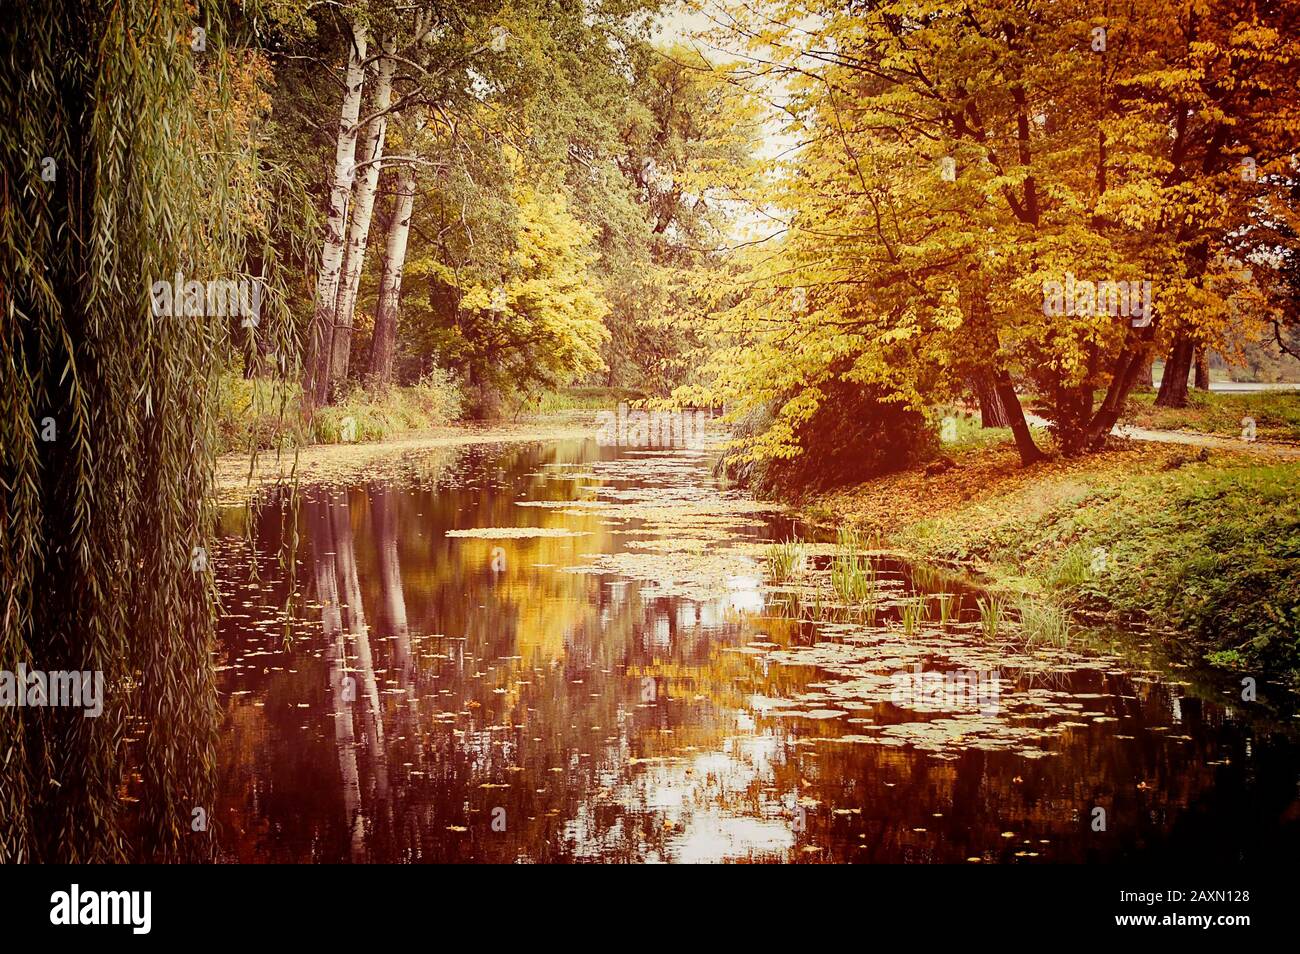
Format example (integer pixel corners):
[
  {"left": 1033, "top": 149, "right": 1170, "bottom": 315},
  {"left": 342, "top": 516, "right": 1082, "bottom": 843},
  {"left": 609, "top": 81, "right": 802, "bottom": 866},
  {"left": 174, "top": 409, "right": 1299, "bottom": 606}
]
[{"left": 0, "top": 0, "right": 302, "bottom": 861}]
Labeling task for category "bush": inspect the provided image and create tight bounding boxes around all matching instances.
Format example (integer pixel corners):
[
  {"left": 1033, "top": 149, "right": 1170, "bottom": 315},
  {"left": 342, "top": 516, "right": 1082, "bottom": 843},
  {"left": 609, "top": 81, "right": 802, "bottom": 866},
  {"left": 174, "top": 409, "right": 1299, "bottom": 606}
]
[
  {"left": 214, "top": 367, "right": 463, "bottom": 452},
  {"left": 410, "top": 366, "right": 465, "bottom": 423},
  {"left": 723, "top": 378, "right": 936, "bottom": 495},
  {"left": 213, "top": 372, "right": 305, "bottom": 455},
  {"left": 312, "top": 368, "right": 462, "bottom": 444}
]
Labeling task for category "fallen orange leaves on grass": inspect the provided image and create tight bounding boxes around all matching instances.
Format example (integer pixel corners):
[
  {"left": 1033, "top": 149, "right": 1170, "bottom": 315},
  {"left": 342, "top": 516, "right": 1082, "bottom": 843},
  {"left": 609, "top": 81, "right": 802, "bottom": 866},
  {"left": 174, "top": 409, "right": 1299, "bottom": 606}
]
[{"left": 810, "top": 441, "right": 1188, "bottom": 539}]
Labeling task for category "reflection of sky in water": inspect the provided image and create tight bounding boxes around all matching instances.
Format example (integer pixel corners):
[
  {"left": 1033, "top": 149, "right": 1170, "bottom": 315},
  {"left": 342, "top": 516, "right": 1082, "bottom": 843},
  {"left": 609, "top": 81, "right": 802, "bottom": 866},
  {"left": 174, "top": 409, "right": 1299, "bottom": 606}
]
[
  {"left": 725, "top": 575, "right": 765, "bottom": 615},
  {"left": 212, "top": 437, "right": 1300, "bottom": 863}
]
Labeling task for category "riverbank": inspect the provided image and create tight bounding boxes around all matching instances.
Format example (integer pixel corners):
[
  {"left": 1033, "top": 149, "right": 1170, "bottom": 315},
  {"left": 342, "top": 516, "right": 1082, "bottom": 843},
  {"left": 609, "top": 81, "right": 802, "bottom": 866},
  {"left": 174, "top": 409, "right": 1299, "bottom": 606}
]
[
  {"left": 215, "top": 376, "right": 651, "bottom": 456},
  {"left": 213, "top": 381, "right": 639, "bottom": 499},
  {"left": 213, "top": 417, "right": 598, "bottom": 501},
  {"left": 799, "top": 437, "right": 1300, "bottom": 687}
]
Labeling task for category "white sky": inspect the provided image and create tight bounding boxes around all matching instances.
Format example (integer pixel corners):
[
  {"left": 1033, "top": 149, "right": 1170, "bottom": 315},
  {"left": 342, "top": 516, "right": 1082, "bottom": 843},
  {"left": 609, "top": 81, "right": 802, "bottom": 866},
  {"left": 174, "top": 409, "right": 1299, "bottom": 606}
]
[{"left": 652, "top": 3, "right": 714, "bottom": 44}]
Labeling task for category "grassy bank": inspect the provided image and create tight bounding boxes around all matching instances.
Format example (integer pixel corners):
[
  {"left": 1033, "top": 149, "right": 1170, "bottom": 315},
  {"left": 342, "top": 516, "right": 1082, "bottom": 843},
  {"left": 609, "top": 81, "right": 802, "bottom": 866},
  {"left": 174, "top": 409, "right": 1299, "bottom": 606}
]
[
  {"left": 215, "top": 379, "right": 631, "bottom": 455},
  {"left": 528, "top": 386, "right": 647, "bottom": 413},
  {"left": 214, "top": 369, "right": 462, "bottom": 454},
  {"left": 806, "top": 436, "right": 1300, "bottom": 684},
  {"left": 1119, "top": 388, "right": 1300, "bottom": 443}
]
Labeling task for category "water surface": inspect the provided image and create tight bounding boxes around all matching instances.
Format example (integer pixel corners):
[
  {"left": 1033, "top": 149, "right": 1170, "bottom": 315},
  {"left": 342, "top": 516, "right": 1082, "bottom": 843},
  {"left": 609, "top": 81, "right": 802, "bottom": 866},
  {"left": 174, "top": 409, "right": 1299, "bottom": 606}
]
[{"left": 212, "top": 437, "right": 1300, "bottom": 862}]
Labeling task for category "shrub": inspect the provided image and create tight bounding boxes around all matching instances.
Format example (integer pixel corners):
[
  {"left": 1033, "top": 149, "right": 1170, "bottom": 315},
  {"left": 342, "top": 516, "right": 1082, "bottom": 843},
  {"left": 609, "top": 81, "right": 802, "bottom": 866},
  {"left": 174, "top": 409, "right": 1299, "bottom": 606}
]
[
  {"left": 723, "top": 377, "right": 936, "bottom": 494},
  {"left": 311, "top": 368, "right": 462, "bottom": 444}
]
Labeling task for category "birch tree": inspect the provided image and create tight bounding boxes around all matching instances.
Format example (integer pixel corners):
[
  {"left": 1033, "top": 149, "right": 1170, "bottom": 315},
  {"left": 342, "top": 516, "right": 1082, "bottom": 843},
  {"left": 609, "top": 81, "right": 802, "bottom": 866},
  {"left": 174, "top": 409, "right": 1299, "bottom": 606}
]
[
  {"left": 320, "top": 8, "right": 508, "bottom": 399},
  {"left": 329, "top": 34, "right": 396, "bottom": 391},
  {"left": 305, "top": 17, "right": 368, "bottom": 411},
  {"left": 368, "top": 161, "right": 417, "bottom": 389}
]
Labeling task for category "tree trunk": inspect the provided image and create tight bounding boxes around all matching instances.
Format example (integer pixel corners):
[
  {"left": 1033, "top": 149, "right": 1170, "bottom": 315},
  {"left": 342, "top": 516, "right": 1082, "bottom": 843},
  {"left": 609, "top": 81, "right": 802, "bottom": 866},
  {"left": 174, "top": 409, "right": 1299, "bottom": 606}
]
[
  {"left": 962, "top": 282, "right": 1043, "bottom": 463},
  {"left": 993, "top": 368, "right": 1048, "bottom": 464},
  {"left": 1156, "top": 336, "right": 1195, "bottom": 407},
  {"left": 1083, "top": 341, "right": 1153, "bottom": 448},
  {"left": 304, "top": 21, "right": 367, "bottom": 413},
  {"left": 329, "top": 36, "right": 396, "bottom": 395},
  {"left": 1194, "top": 347, "right": 1210, "bottom": 390},
  {"left": 367, "top": 164, "right": 416, "bottom": 389},
  {"left": 972, "top": 368, "right": 1010, "bottom": 427},
  {"left": 1138, "top": 351, "right": 1154, "bottom": 390}
]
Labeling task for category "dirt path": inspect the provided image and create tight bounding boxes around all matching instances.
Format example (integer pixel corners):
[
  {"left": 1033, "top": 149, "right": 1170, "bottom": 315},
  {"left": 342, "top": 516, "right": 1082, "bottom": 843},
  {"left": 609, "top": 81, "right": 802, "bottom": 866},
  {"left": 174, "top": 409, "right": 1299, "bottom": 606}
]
[
  {"left": 1110, "top": 423, "right": 1300, "bottom": 458},
  {"left": 1022, "top": 412, "right": 1300, "bottom": 459}
]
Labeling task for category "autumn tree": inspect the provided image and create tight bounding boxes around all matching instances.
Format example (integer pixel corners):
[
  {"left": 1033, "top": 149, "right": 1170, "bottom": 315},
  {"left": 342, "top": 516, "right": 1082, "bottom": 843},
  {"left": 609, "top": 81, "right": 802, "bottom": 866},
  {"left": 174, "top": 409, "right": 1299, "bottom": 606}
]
[
  {"left": 402, "top": 181, "right": 610, "bottom": 416},
  {"left": 689, "top": 0, "right": 1300, "bottom": 465}
]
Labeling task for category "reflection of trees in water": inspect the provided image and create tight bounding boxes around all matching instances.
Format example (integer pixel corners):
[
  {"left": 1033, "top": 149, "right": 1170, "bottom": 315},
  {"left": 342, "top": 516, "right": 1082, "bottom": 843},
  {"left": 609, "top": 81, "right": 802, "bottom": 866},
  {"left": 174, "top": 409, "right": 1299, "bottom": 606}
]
[
  {"left": 370, "top": 484, "right": 415, "bottom": 686},
  {"left": 214, "top": 441, "right": 656, "bottom": 860},
  {"left": 327, "top": 491, "right": 389, "bottom": 795},
  {"left": 306, "top": 498, "right": 367, "bottom": 861}
]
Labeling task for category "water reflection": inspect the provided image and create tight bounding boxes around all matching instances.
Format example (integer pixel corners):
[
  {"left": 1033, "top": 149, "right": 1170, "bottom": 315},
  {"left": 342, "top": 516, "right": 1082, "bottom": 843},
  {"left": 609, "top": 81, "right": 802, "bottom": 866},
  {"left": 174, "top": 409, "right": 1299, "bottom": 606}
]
[{"left": 212, "top": 439, "right": 1300, "bottom": 862}]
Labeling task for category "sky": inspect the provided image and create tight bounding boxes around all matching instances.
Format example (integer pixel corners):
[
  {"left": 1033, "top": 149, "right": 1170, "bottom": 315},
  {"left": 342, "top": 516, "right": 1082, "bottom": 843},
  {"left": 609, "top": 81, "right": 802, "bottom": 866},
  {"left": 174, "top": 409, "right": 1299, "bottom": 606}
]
[{"left": 652, "top": 3, "right": 714, "bottom": 45}]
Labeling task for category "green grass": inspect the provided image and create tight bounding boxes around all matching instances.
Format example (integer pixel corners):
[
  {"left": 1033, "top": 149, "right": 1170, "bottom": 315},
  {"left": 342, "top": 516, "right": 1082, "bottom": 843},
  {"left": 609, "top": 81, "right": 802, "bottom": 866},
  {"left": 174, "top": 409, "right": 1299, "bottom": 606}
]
[
  {"left": 906, "top": 459, "right": 1300, "bottom": 681},
  {"left": 936, "top": 591, "right": 960, "bottom": 626},
  {"left": 765, "top": 538, "right": 808, "bottom": 583},
  {"left": 529, "top": 386, "right": 648, "bottom": 413},
  {"left": 215, "top": 368, "right": 462, "bottom": 454},
  {"left": 311, "top": 369, "right": 462, "bottom": 445},
  {"left": 1120, "top": 389, "right": 1300, "bottom": 443},
  {"left": 1046, "top": 544, "right": 1093, "bottom": 590},
  {"left": 900, "top": 594, "right": 929, "bottom": 636},
  {"left": 977, "top": 596, "right": 1006, "bottom": 640},
  {"left": 831, "top": 526, "right": 877, "bottom": 604},
  {"left": 934, "top": 407, "right": 1050, "bottom": 454},
  {"left": 1016, "top": 597, "right": 1073, "bottom": 648}
]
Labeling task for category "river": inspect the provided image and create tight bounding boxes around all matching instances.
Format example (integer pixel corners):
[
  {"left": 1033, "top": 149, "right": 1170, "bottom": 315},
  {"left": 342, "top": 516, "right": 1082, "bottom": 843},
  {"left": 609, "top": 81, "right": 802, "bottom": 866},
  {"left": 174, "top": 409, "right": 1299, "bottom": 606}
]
[{"left": 210, "top": 435, "right": 1300, "bottom": 862}]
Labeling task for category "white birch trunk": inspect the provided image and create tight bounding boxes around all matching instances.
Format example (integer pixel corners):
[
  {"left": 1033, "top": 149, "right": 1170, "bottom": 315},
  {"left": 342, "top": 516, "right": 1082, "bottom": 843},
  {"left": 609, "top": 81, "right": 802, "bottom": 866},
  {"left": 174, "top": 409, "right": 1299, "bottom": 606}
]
[
  {"left": 367, "top": 162, "right": 416, "bottom": 387},
  {"left": 329, "top": 35, "right": 396, "bottom": 391},
  {"left": 305, "top": 20, "right": 367, "bottom": 410}
]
